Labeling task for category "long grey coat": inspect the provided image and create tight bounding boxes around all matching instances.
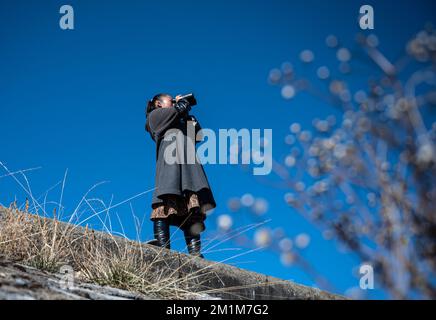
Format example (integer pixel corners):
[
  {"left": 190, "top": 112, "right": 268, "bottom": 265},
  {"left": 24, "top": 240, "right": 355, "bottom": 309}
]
[{"left": 146, "top": 106, "right": 216, "bottom": 214}]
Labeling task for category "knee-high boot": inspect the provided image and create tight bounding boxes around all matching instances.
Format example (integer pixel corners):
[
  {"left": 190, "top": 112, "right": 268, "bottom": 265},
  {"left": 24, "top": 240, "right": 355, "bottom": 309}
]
[
  {"left": 153, "top": 218, "right": 170, "bottom": 249},
  {"left": 183, "top": 228, "right": 204, "bottom": 258}
]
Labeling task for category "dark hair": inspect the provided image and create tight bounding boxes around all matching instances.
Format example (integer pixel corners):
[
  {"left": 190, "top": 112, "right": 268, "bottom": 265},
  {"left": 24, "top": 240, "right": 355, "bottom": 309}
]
[{"left": 145, "top": 93, "right": 171, "bottom": 133}]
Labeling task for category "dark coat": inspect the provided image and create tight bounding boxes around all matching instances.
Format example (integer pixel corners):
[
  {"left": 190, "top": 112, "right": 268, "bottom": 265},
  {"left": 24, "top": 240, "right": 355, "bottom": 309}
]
[{"left": 146, "top": 106, "right": 216, "bottom": 213}]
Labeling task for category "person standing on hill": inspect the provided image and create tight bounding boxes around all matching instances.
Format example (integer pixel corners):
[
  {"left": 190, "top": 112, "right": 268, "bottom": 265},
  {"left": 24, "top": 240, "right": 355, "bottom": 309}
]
[{"left": 145, "top": 93, "right": 216, "bottom": 258}]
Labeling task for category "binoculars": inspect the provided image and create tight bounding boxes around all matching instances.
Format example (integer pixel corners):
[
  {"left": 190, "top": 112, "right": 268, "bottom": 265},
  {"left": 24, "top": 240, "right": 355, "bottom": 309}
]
[{"left": 172, "top": 93, "right": 197, "bottom": 107}]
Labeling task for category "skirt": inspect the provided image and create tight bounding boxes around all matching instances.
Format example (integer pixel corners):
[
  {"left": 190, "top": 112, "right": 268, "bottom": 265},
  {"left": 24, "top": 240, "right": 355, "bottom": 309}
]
[{"left": 150, "top": 190, "right": 207, "bottom": 232}]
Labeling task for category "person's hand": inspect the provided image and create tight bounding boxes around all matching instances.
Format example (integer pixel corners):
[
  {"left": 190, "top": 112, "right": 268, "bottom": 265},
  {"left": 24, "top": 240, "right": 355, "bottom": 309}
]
[
  {"left": 175, "top": 95, "right": 183, "bottom": 103},
  {"left": 174, "top": 98, "right": 191, "bottom": 114}
]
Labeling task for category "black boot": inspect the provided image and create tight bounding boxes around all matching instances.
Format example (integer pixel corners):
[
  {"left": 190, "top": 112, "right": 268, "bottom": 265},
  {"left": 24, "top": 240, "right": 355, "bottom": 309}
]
[
  {"left": 153, "top": 218, "right": 170, "bottom": 249},
  {"left": 184, "top": 228, "right": 204, "bottom": 258}
]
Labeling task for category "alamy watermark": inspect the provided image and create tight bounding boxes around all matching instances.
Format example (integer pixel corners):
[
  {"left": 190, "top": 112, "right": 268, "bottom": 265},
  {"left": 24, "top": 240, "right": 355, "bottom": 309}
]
[
  {"left": 359, "top": 263, "right": 374, "bottom": 290},
  {"left": 162, "top": 121, "right": 273, "bottom": 176},
  {"left": 359, "top": 5, "right": 374, "bottom": 30},
  {"left": 59, "top": 5, "right": 74, "bottom": 30},
  {"left": 58, "top": 264, "right": 75, "bottom": 290}
]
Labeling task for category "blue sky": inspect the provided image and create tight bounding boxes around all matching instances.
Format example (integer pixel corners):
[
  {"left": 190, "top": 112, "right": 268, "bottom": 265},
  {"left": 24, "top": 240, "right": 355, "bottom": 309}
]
[{"left": 1, "top": 0, "right": 435, "bottom": 299}]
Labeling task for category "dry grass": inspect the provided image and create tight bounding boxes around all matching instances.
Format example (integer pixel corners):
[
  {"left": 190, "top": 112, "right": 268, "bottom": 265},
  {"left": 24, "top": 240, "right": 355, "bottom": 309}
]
[
  {"left": 0, "top": 205, "right": 219, "bottom": 299},
  {"left": 0, "top": 204, "right": 285, "bottom": 300}
]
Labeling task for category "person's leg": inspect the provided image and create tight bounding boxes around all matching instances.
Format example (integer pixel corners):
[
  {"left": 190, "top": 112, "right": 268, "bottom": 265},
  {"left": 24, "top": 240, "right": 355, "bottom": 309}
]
[
  {"left": 182, "top": 209, "right": 206, "bottom": 258},
  {"left": 183, "top": 227, "right": 204, "bottom": 258},
  {"left": 153, "top": 218, "right": 171, "bottom": 249}
]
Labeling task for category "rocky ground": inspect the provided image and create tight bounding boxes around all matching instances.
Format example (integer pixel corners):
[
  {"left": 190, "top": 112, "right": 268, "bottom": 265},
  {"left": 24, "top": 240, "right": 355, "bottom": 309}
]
[
  {"left": 0, "top": 255, "right": 151, "bottom": 300},
  {"left": 0, "top": 256, "right": 220, "bottom": 300}
]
